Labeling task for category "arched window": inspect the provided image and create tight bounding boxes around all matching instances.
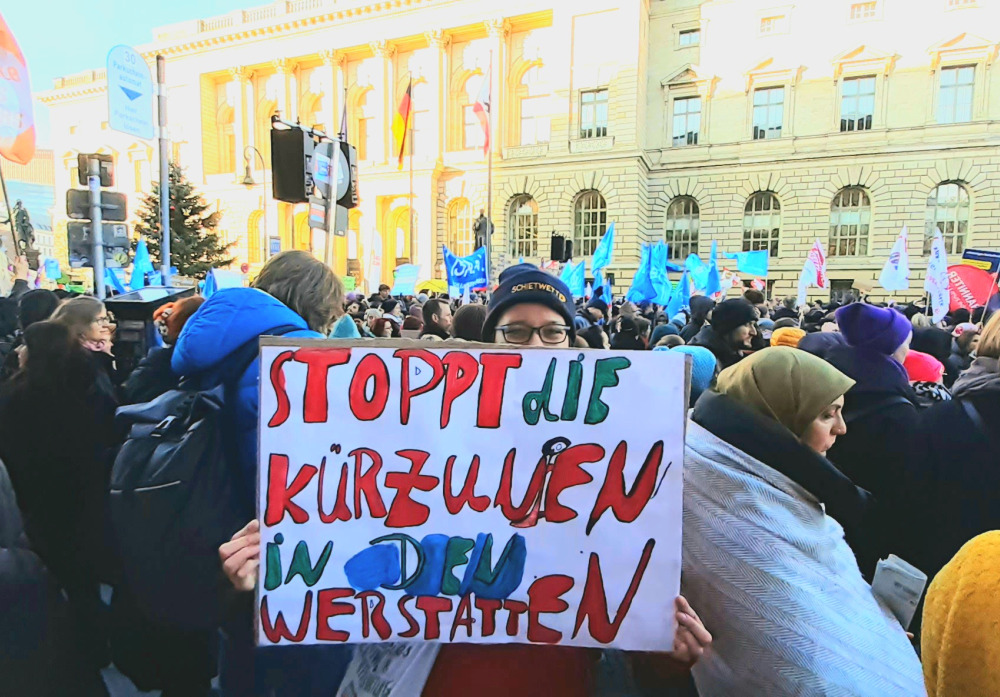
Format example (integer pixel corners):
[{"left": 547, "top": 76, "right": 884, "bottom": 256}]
[
  {"left": 573, "top": 191, "right": 607, "bottom": 257},
  {"left": 462, "top": 77, "right": 486, "bottom": 151},
  {"left": 508, "top": 195, "right": 538, "bottom": 258},
  {"left": 355, "top": 89, "right": 377, "bottom": 161},
  {"left": 446, "top": 199, "right": 474, "bottom": 257},
  {"left": 829, "top": 187, "right": 870, "bottom": 256},
  {"left": 664, "top": 196, "right": 699, "bottom": 260},
  {"left": 248, "top": 210, "right": 264, "bottom": 264},
  {"left": 410, "top": 81, "right": 432, "bottom": 157},
  {"left": 925, "top": 182, "right": 970, "bottom": 254},
  {"left": 743, "top": 192, "right": 781, "bottom": 257},
  {"left": 518, "top": 66, "right": 550, "bottom": 146}
]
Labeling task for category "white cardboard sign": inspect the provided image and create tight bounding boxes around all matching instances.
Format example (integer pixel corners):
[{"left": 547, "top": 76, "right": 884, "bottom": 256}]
[{"left": 257, "top": 340, "right": 687, "bottom": 651}]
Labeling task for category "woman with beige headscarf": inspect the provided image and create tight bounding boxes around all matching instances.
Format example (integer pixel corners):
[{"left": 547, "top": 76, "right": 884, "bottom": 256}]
[{"left": 682, "top": 347, "right": 926, "bottom": 696}]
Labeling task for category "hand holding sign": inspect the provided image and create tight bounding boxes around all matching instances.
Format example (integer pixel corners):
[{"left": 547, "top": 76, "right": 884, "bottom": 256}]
[{"left": 255, "top": 340, "right": 688, "bottom": 651}]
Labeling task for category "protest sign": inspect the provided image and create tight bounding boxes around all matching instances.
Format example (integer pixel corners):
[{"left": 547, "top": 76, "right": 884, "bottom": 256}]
[{"left": 257, "top": 340, "right": 688, "bottom": 652}]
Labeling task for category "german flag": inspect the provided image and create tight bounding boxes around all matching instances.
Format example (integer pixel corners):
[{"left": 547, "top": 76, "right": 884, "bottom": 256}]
[{"left": 391, "top": 78, "right": 412, "bottom": 170}]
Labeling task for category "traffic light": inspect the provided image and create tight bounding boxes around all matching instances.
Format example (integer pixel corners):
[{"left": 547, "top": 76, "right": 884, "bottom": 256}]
[{"left": 270, "top": 126, "right": 315, "bottom": 203}]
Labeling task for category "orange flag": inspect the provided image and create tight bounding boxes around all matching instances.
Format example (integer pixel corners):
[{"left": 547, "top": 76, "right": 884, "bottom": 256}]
[
  {"left": 0, "top": 12, "right": 36, "bottom": 165},
  {"left": 391, "top": 78, "right": 412, "bottom": 170}
]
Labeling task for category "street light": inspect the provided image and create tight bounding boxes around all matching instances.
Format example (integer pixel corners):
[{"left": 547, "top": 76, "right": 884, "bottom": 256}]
[{"left": 243, "top": 145, "right": 271, "bottom": 259}]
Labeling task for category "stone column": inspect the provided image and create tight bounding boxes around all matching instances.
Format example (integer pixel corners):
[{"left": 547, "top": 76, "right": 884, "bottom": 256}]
[
  {"left": 272, "top": 58, "right": 291, "bottom": 120},
  {"left": 370, "top": 40, "right": 395, "bottom": 165},
  {"left": 228, "top": 67, "right": 249, "bottom": 178},
  {"left": 424, "top": 30, "right": 450, "bottom": 160}
]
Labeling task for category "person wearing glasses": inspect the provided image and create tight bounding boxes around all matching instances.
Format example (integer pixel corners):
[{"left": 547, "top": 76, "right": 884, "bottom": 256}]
[
  {"left": 51, "top": 296, "right": 119, "bottom": 385},
  {"left": 480, "top": 263, "right": 577, "bottom": 348}
]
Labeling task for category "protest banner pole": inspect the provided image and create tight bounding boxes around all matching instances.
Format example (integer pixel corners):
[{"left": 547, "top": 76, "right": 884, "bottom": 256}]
[
  {"left": 485, "top": 50, "right": 493, "bottom": 287},
  {"left": 0, "top": 164, "right": 15, "bottom": 264},
  {"left": 408, "top": 89, "right": 415, "bottom": 269},
  {"left": 88, "top": 157, "right": 106, "bottom": 300}
]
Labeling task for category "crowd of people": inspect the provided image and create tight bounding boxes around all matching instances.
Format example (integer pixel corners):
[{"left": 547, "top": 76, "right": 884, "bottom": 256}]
[{"left": 0, "top": 249, "right": 997, "bottom": 696}]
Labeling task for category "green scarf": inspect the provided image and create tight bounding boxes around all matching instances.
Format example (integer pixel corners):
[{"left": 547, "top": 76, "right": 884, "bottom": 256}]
[{"left": 716, "top": 346, "right": 855, "bottom": 438}]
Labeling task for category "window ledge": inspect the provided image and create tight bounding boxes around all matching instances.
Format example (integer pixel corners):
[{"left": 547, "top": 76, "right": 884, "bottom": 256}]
[
  {"left": 504, "top": 143, "right": 550, "bottom": 159},
  {"left": 570, "top": 136, "right": 615, "bottom": 154}
]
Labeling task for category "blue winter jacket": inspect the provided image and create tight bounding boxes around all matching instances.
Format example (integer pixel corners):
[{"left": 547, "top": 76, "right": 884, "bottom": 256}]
[{"left": 171, "top": 288, "right": 321, "bottom": 492}]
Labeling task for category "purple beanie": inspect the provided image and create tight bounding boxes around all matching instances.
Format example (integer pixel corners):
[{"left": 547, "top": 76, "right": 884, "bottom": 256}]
[{"left": 835, "top": 304, "right": 912, "bottom": 355}]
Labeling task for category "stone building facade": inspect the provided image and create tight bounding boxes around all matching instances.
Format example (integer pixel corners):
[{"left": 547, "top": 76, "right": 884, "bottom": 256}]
[{"left": 39, "top": 0, "right": 1000, "bottom": 300}]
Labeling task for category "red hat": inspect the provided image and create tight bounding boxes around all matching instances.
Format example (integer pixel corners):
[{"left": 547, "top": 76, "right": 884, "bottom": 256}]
[{"left": 903, "top": 349, "right": 945, "bottom": 384}]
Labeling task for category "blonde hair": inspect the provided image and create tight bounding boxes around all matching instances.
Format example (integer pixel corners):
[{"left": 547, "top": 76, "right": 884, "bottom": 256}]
[
  {"left": 977, "top": 311, "right": 1000, "bottom": 359},
  {"left": 252, "top": 251, "right": 343, "bottom": 334}
]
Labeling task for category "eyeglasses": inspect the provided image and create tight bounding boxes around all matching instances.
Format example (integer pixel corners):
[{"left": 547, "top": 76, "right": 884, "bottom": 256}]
[
  {"left": 495, "top": 323, "right": 571, "bottom": 345},
  {"left": 94, "top": 312, "right": 116, "bottom": 326}
]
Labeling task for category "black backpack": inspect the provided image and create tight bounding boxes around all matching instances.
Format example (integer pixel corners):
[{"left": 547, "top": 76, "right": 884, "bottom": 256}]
[{"left": 109, "top": 325, "right": 300, "bottom": 630}]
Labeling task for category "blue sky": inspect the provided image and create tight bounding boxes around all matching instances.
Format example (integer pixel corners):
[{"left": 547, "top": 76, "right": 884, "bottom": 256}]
[{"left": 5, "top": 1, "right": 251, "bottom": 147}]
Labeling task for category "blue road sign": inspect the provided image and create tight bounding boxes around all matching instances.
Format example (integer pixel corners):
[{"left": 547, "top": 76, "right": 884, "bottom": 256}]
[{"left": 106, "top": 45, "right": 154, "bottom": 139}]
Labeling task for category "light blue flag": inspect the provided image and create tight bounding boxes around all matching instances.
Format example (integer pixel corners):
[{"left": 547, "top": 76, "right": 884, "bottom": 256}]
[
  {"left": 591, "top": 222, "right": 615, "bottom": 273},
  {"left": 560, "top": 260, "right": 586, "bottom": 298},
  {"left": 130, "top": 239, "right": 154, "bottom": 291},
  {"left": 705, "top": 240, "right": 721, "bottom": 297},
  {"left": 202, "top": 269, "right": 218, "bottom": 299},
  {"left": 43, "top": 257, "right": 62, "bottom": 282},
  {"left": 723, "top": 250, "right": 770, "bottom": 278},
  {"left": 626, "top": 243, "right": 656, "bottom": 303},
  {"left": 391, "top": 263, "right": 421, "bottom": 296},
  {"left": 603, "top": 275, "right": 612, "bottom": 305},
  {"left": 650, "top": 242, "right": 673, "bottom": 305},
  {"left": 667, "top": 269, "right": 691, "bottom": 318},
  {"left": 685, "top": 253, "right": 709, "bottom": 292},
  {"left": 105, "top": 268, "right": 126, "bottom": 294}
]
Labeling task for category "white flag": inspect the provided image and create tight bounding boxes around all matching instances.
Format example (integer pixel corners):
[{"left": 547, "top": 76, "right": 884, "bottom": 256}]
[
  {"left": 796, "top": 239, "right": 828, "bottom": 307},
  {"left": 924, "top": 228, "right": 950, "bottom": 323},
  {"left": 797, "top": 259, "right": 816, "bottom": 308},
  {"left": 879, "top": 226, "right": 911, "bottom": 292}
]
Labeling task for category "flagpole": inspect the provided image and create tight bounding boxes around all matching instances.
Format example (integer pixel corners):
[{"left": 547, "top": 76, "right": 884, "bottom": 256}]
[
  {"left": 407, "top": 74, "right": 415, "bottom": 267},
  {"left": 486, "top": 50, "right": 493, "bottom": 287}
]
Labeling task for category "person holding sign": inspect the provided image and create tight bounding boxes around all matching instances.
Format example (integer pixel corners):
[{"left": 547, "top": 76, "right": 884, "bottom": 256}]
[
  {"left": 682, "top": 347, "right": 925, "bottom": 696},
  {"left": 221, "top": 263, "right": 712, "bottom": 697}
]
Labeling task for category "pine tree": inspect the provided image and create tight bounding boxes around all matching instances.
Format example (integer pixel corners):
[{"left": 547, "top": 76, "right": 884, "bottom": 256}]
[{"left": 134, "top": 162, "right": 234, "bottom": 278}]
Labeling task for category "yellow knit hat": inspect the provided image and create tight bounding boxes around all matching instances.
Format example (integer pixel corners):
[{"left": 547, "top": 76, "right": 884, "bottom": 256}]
[
  {"left": 922, "top": 531, "right": 1000, "bottom": 697},
  {"left": 770, "top": 327, "right": 806, "bottom": 348}
]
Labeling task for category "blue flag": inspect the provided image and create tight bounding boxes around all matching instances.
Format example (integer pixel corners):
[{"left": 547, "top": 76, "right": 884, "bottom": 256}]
[
  {"left": 560, "top": 260, "right": 586, "bottom": 298},
  {"left": 591, "top": 222, "right": 615, "bottom": 273},
  {"left": 105, "top": 268, "right": 126, "bottom": 294},
  {"left": 723, "top": 250, "right": 770, "bottom": 278},
  {"left": 667, "top": 269, "right": 691, "bottom": 319},
  {"left": 130, "top": 239, "right": 154, "bottom": 291},
  {"left": 705, "top": 240, "right": 721, "bottom": 297},
  {"left": 443, "top": 245, "right": 488, "bottom": 294},
  {"left": 626, "top": 243, "right": 657, "bottom": 303},
  {"left": 391, "top": 263, "right": 421, "bottom": 296},
  {"left": 650, "top": 242, "right": 673, "bottom": 305},
  {"left": 203, "top": 269, "right": 218, "bottom": 299},
  {"left": 685, "top": 253, "right": 709, "bottom": 292}
]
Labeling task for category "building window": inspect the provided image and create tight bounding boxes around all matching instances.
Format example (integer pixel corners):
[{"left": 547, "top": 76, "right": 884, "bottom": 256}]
[
  {"left": 938, "top": 65, "right": 975, "bottom": 124},
  {"left": 753, "top": 87, "right": 784, "bottom": 140},
  {"left": 829, "top": 187, "right": 870, "bottom": 256},
  {"left": 573, "top": 191, "right": 607, "bottom": 257},
  {"left": 580, "top": 89, "right": 608, "bottom": 139},
  {"left": 679, "top": 28, "right": 700, "bottom": 47},
  {"left": 759, "top": 15, "right": 788, "bottom": 35},
  {"left": 849, "top": 2, "right": 879, "bottom": 20},
  {"left": 672, "top": 97, "right": 701, "bottom": 146},
  {"left": 664, "top": 196, "right": 700, "bottom": 260},
  {"left": 356, "top": 89, "right": 377, "bottom": 161},
  {"left": 410, "top": 82, "right": 431, "bottom": 157},
  {"left": 841, "top": 76, "right": 875, "bottom": 131},
  {"left": 447, "top": 199, "right": 474, "bottom": 257},
  {"left": 829, "top": 279, "right": 858, "bottom": 303},
  {"left": 519, "top": 66, "right": 550, "bottom": 146},
  {"left": 743, "top": 192, "right": 781, "bottom": 257},
  {"left": 925, "top": 182, "right": 970, "bottom": 254},
  {"left": 508, "top": 195, "right": 539, "bottom": 258}
]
